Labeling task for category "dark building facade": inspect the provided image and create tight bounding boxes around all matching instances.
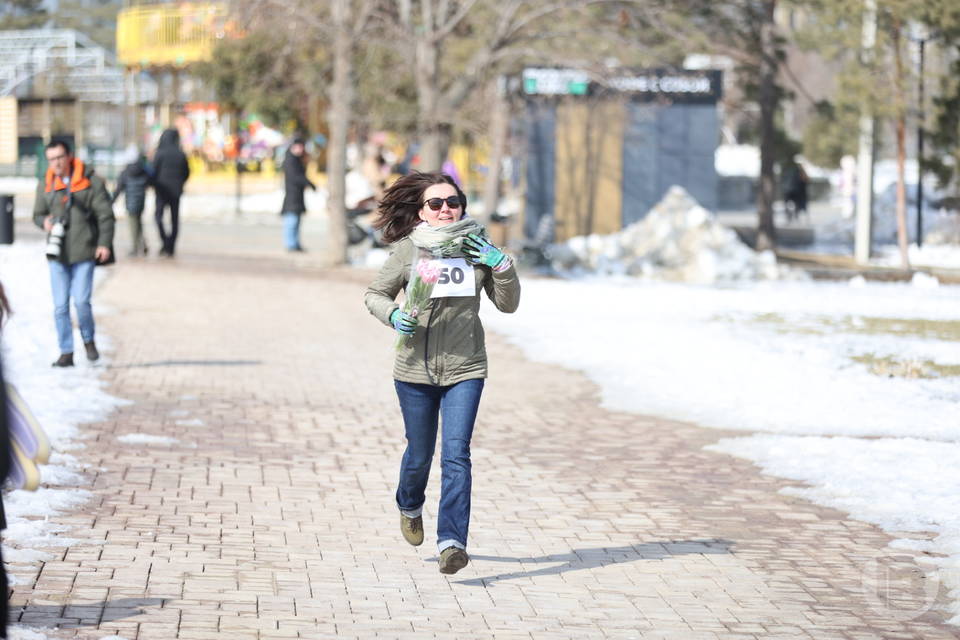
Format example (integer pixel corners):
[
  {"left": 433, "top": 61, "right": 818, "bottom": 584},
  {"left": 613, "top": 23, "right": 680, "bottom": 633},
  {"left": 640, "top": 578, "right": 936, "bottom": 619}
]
[{"left": 521, "top": 68, "right": 722, "bottom": 242}]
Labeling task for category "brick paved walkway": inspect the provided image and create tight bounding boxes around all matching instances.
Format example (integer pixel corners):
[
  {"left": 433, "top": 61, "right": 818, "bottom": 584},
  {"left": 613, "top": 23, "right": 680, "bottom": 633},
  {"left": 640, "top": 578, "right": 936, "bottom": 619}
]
[{"left": 7, "top": 224, "right": 959, "bottom": 639}]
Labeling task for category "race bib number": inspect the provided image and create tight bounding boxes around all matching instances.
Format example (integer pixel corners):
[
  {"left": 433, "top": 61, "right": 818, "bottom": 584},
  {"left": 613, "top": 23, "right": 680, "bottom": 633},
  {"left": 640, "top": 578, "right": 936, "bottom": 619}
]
[{"left": 429, "top": 258, "right": 475, "bottom": 298}]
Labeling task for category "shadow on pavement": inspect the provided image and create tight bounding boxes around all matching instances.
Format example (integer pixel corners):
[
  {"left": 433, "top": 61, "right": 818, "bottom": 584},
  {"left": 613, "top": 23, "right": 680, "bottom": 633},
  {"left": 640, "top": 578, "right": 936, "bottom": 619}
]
[
  {"left": 10, "top": 597, "right": 168, "bottom": 628},
  {"left": 109, "top": 359, "right": 262, "bottom": 369},
  {"left": 448, "top": 539, "right": 734, "bottom": 586}
]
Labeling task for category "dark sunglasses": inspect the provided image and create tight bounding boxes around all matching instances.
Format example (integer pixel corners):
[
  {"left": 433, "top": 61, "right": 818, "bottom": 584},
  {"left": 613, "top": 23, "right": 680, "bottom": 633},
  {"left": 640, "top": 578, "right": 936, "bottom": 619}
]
[{"left": 423, "top": 196, "right": 462, "bottom": 211}]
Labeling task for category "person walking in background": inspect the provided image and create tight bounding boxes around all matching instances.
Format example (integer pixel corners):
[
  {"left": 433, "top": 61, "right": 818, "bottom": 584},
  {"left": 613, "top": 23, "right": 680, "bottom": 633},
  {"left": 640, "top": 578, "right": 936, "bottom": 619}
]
[
  {"left": 152, "top": 128, "right": 190, "bottom": 257},
  {"left": 112, "top": 150, "right": 152, "bottom": 257},
  {"left": 33, "top": 141, "right": 114, "bottom": 368},
  {"left": 783, "top": 159, "right": 809, "bottom": 223},
  {"left": 280, "top": 137, "right": 315, "bottom": 252},
  {"left": 364, "top": 172, "right": 520, "bottom": 575}
]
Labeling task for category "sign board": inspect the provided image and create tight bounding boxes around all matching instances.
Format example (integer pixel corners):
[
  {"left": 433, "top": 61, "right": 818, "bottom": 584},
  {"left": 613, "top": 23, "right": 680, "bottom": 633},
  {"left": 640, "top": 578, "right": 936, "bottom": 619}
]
[
  {"left": 608, "top": 70, "right": 722, "bottom": 103},
  {"left": 522, "top": 67, "right": 722, "bottom": 104},
  {"left": 0, "top": 97, "right": 17, "bottom": 164},
  {"left": 522, "top": 68, "right": 589, "bottom": 96}
]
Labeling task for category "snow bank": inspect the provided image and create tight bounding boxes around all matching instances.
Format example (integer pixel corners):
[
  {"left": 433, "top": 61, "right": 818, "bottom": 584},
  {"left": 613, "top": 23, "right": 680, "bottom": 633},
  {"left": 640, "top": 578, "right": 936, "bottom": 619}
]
[
  {"left": 548, "top": 186, "right": 795, "bottom": 284},
  {"left": 483, "top": 274, "right": 960, "bottom": 622},
  {"left": 0, "top": 241, "right": 125, "bottom": 581},
  {"left": 874, "top": 244, "right": 960, "bottom": 271}
]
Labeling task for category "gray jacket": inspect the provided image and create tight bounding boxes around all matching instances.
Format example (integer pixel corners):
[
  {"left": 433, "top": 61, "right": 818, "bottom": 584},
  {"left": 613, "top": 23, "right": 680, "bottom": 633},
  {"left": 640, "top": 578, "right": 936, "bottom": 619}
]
[{"left": 364, "top": 237, "right": 521, "bottom": 385}]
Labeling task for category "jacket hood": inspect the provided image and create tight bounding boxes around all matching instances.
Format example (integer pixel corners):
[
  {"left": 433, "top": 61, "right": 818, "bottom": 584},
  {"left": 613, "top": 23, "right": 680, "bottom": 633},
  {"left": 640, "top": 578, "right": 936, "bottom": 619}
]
[
  {"left": 45, "top": 159, "right": 94, "bottom": 193},
  {"left": 127, "top": 159, "right": 147, "bottom": 177},
  {"left": 158, "top": 128, "right": 180, "bottom": 149}
]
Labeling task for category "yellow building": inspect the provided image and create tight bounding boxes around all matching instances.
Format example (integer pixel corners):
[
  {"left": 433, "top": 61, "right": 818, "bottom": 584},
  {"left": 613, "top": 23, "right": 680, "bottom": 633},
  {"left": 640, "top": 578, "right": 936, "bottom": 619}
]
[{"left": 117, "top": 2, "right": 229, "bottom": 69}]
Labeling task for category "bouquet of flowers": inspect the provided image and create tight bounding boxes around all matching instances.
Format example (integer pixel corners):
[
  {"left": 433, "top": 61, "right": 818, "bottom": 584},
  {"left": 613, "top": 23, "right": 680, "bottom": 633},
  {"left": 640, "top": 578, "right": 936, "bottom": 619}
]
[{"left": 395, "top": 258, "right": 442, "bottom": 350}]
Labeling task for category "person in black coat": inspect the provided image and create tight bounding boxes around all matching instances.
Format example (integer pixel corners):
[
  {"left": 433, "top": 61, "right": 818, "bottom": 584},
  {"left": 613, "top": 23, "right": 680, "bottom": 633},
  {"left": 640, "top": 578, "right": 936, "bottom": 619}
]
[
  {"left": 152, "top": 129, "right": 190, "bottom": 257},
  {"left": 112, "top": 152, "right": 153, "bottom": 256},
  {"left": 783, "top": 160, "right": 809, "bottom": 223},
  {"left": 280, "top": 138, "right": 316, "bottom": 252}
]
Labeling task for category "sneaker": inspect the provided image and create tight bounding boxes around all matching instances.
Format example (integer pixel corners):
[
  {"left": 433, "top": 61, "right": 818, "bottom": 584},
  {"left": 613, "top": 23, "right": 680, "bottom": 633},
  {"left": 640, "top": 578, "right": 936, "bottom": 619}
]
[
  {"left": 84, "top": 341, "right": 100, "bottom": 362},
  {"left": 51, "top": 353, "right": 74, "bottom": 367},
  {"left": 400, "top": 514, "right": 423, "bottom": 546},
  {"left": 438, "top": 547, "right": 469, "bottom": 575}
]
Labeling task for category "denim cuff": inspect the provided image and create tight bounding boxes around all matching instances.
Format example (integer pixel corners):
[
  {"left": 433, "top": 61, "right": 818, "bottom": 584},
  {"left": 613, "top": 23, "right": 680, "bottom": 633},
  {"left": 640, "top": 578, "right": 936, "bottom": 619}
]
[{"left": 438, "top": 539, "right": 465, "bottom": 552}]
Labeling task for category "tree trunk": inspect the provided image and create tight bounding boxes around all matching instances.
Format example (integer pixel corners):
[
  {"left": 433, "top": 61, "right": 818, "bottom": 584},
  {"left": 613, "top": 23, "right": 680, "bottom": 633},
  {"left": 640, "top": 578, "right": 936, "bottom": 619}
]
[
  {"left": 481, "top": 78, "right": 508, "bottom": 221},
  {"left": 418, "top": 124, "right": 453, "bottom": 173},
  {"left": 325, "top": 0, "right": 351, "bottom": 266},
  {"left": 415, "top": 35, "right": 445, "bottom": 171},
  {"left": 755, "top": 0, "right": 778, "bottom": 251},
  {"left": 892, "top": 21, "right": 910, "bottom": 269}
]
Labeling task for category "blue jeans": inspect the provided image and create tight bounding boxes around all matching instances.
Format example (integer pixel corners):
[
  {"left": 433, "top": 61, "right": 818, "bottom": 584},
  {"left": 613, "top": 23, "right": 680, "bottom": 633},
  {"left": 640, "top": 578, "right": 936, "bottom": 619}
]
[
  {"left": 282, "top": 212, "right": 301, "bottom": 250},
  {"left": 48, "top": 259, "right": 95, "bottom": 354},
  {"left": 395, "top": 378, "right": 484, "bottom": 552}
]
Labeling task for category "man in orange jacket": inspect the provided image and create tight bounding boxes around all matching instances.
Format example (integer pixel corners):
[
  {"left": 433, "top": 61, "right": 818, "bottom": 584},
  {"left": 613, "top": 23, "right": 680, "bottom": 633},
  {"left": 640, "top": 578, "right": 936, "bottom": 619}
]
[{"left": 32, "top": 141, "right": 115, "bottom": 367}]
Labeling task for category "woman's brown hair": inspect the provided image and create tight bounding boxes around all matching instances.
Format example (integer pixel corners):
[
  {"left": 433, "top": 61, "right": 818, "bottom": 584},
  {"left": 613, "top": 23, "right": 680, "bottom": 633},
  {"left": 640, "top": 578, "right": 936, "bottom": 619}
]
[{"left": 372, "top": 171, "right": 467, "bottom": 244}]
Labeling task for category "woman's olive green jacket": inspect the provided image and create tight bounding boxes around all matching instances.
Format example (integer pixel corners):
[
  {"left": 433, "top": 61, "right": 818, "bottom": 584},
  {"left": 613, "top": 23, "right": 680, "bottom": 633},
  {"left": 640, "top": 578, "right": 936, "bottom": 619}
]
[{"left": 364, "top": 237, "right": 520, "bottom": 386}]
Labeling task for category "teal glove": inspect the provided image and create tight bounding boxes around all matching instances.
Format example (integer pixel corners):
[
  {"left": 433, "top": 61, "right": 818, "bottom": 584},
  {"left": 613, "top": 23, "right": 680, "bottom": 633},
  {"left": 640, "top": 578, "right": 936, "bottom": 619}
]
[
  {"left": 390, "top": 308, "right": 417, "bottom": 336},
  {"left": 462, "top": 234, "right": 507, "bottom": 268}
]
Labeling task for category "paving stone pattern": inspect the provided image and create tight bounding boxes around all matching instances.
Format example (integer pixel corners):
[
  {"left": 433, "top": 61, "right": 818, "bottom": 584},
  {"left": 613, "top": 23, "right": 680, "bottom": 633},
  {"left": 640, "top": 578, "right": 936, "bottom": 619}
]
[{"left": 8, "top": 225, "right": 959, "bottom": 639}]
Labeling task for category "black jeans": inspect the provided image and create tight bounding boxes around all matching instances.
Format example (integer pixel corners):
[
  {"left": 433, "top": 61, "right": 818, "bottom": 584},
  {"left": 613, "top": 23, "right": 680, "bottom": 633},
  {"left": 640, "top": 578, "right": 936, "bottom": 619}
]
[{"left": 155, "top": 190, "right": 181, "bottom": 255}]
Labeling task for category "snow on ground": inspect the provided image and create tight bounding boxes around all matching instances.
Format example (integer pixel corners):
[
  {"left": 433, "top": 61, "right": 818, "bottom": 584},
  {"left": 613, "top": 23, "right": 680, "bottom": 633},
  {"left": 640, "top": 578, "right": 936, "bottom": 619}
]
[
  {"left": 483, "top": 274, "right": 960, "bottom": 622},
  {"left": 8, "top": 628, "right": 58, "bottom": 640},
  {"left": 706, "top": 434, "right": 960, "bottom": 622},
  {"left": 0, "top": 241, "right": 126, "bottom": 596},
  {"left": 180, "top": 185, "right": 327, "bottom": 221},
  {"left": 876, "top": 243, "right": 960, "bottom": 271}
]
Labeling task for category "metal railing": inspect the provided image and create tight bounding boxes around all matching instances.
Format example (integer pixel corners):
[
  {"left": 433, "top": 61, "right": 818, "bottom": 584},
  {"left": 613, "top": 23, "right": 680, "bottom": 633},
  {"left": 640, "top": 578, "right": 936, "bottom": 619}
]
[{"left": 0, "top": 29, "right": 157, "bottom": 103}]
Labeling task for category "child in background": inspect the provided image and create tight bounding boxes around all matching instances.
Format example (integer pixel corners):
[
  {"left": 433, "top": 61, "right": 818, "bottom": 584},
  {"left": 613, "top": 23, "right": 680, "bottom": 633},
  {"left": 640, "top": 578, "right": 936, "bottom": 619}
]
[{"left": 112, "top": 151, "right": 152, "bottom": 257}]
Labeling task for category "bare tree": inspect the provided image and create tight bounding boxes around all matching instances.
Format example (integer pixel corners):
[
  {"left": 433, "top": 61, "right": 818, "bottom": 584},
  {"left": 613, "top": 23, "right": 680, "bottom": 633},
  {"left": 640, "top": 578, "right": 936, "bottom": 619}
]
[
  {"left": 380, "top": 0, "right": 619, "bottom": 171},
  {"left": 238, "top": 0, "right": 376, "bottom": 265},
  {"left": 480, "top": 77, "right": 509, "bottom": 223},
  {"left": 755, "top": 0, "right": 779, "bottom": 251},
  {"left": 891, "top": 17, "right": 910, "bottom": 268}
]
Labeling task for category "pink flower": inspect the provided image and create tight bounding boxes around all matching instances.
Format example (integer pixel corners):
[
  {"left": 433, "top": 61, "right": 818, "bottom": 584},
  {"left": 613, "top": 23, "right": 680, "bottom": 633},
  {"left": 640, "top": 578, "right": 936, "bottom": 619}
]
[{"left": 416, "top": 259, "right": 442, "bottom": 285}]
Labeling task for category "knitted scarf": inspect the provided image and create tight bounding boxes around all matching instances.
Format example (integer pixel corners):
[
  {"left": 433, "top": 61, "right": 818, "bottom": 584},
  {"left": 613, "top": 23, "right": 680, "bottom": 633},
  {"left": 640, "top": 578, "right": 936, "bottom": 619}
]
[{"left": 408, "top": 218, "right": 486, "bottom": 258}]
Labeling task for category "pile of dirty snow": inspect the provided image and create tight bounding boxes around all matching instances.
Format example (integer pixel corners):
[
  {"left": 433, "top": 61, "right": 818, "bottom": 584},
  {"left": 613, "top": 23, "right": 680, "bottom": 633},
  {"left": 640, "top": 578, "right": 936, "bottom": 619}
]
[{"left": 548, "top": 186, "right": 794, "bottom": 284}]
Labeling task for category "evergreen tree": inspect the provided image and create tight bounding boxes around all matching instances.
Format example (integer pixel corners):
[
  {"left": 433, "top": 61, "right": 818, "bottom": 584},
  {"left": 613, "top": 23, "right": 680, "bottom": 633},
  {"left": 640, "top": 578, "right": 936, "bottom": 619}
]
[
  {"left": 0, "top": 0, "right": 48, "bottom": 29},
  {"left": 53, "top": 0, "right": 123, "bottom": 50}
]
